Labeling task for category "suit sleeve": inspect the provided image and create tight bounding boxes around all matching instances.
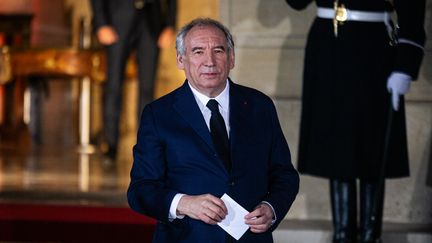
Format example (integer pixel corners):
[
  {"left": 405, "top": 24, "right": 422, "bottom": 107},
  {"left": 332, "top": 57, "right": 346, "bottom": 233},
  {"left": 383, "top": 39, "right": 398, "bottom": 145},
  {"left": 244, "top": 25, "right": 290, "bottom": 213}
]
[
  {"left": 166, "top": 0, "right": 177, "bottom": 28},
  {"left": 263, "top": 100, "right": 300, "bottom": 231},
  {"left": 392, "top": 0, "right": 426, "bottom": 80},
  {"left": 90, "top": 0, "right": 110, "bottom": 31},
  {"left": 127, "top": 104, "right": 178, "bottom": 222}
]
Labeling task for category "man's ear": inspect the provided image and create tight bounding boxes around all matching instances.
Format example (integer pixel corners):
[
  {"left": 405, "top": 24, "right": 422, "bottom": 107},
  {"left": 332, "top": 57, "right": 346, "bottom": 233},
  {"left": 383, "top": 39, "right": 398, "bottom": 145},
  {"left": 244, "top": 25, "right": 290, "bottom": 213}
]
[
  {"left": 229, "top": 51, "right": 235, "bottom": 70},
  {"left": 176, "top": 53, "right": 184, "bottom": 69}
]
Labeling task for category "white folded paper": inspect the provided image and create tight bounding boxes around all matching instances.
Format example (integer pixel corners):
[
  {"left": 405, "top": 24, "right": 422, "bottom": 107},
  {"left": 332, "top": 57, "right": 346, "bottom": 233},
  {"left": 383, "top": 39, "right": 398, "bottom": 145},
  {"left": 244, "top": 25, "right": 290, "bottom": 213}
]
[{"left": 217, "top": 193, "right": 250, "bottom": 240}]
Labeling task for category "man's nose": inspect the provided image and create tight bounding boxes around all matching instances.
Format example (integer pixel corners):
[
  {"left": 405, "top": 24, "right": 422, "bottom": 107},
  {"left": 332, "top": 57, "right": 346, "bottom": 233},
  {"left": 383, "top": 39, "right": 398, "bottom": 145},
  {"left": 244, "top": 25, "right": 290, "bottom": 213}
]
[{"left": 204, "top": 52, "right": 216, "bottom": 66}]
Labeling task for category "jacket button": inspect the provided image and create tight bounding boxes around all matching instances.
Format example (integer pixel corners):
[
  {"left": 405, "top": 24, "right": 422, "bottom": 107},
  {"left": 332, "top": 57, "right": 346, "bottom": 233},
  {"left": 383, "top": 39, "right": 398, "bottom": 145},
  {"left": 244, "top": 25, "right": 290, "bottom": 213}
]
[{"left": 229, "top": 181, "right": 235, "bottom": 186}]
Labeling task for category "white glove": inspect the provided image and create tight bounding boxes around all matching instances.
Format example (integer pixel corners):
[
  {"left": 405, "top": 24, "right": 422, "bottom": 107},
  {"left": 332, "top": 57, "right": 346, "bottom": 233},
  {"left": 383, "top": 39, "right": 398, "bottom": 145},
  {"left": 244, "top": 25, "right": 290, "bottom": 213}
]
[{"left": 386, "top": 72, "right": 412, "bottom": 111}]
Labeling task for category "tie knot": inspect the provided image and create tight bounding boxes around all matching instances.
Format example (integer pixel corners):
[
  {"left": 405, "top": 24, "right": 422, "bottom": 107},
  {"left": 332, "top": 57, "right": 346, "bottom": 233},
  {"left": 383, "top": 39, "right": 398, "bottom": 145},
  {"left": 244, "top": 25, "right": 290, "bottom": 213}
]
[{"left": 206, "top": 99, "right": 220, "bottom": 113}]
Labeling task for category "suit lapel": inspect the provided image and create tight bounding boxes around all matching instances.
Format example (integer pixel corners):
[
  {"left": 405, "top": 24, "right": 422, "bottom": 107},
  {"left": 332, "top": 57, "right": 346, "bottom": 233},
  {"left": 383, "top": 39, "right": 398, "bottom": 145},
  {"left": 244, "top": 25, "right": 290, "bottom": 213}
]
[
  {"left": 173, "top": 82, "right": 214, "bottom": 150},
  {"left": 228, "top": 80, "right": 251, "bottom": 152}
]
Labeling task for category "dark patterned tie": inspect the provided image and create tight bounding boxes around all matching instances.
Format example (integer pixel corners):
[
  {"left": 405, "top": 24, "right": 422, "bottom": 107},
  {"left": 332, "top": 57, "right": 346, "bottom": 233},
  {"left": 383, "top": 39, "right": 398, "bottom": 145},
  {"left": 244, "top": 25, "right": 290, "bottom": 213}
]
[{"left": 207, "top": 99, "right": 231, "bottom": 171}]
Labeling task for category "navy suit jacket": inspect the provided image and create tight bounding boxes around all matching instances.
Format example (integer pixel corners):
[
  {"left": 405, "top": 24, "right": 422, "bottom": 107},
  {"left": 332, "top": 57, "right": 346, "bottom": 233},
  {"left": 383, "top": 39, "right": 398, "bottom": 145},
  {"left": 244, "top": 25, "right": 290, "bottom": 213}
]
[{"left": 128, "top": 80, "right": 299, "bottom": 243}]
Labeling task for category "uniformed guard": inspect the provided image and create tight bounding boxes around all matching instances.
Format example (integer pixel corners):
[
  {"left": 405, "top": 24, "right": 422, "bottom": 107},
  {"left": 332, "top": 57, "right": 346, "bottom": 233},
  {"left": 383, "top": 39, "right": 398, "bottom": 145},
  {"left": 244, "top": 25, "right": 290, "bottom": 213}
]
[{"left": 285, "top": 0, "right": 426, "bottom": 242}]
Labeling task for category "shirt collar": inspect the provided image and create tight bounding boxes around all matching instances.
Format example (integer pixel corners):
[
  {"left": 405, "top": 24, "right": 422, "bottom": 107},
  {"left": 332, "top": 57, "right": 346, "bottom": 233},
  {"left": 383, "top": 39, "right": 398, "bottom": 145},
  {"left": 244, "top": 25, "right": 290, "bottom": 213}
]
[{"left": 188, "top": 80, "right": 230, "bottom": 113}]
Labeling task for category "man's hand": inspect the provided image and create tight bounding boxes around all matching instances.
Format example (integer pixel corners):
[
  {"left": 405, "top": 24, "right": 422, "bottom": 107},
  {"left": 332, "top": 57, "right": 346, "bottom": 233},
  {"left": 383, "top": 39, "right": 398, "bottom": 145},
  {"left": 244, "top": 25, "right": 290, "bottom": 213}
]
[
  {"left": 96, "top": 26, "right": 119, "bottom": 45},
  {"left": 158, "top": 27, "right": 175, "bottom": 48},
  {"left": 387, "top": 72, "right": 412, "bottom": 111},
  {"left": 177, "top": 194, "right": 228, "bottom": 225},
  {"left": 244, "top": 203, "right": 275, "bottom": 233}
]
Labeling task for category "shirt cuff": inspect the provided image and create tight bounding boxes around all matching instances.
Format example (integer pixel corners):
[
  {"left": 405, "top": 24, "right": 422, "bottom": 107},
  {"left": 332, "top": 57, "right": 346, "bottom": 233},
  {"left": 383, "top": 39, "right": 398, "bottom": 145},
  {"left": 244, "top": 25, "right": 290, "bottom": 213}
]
[
  {"left": 168, "top": 193, "right": 186, "bottom": 221},
  {"left": 261, "top": 201, "right": 277, "bottom": 225}
]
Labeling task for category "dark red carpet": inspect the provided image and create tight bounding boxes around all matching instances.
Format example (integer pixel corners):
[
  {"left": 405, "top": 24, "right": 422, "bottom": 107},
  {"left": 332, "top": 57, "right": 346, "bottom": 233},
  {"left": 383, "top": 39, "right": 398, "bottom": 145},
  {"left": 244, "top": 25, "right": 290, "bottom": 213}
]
[{"left": 0, "top": 203, "right": 156, "bottom": 242}]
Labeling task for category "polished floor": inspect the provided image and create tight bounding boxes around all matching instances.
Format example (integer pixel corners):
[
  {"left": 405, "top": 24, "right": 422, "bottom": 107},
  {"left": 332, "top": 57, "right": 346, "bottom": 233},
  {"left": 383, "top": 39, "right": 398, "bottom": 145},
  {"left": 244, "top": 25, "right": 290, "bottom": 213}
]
[
  {"left": 0, "top": 78, "right": 144, "bottom": 208},
  {"left": 0, "top": 124, "right": 135, "bottom": 207},
  {"left": 0, "top": 82, "right": 156, "bottom": 241}
]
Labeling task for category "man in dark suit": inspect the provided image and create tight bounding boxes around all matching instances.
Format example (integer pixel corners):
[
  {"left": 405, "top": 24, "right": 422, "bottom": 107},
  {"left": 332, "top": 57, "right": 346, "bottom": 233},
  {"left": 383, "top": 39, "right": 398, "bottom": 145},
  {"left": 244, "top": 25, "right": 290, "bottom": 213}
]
[
  {"left": 127, "top": 18, "right": 299, "bottom": 242},
  {"left": 90, "top": 0, "right": 177, "bottom": 159}
]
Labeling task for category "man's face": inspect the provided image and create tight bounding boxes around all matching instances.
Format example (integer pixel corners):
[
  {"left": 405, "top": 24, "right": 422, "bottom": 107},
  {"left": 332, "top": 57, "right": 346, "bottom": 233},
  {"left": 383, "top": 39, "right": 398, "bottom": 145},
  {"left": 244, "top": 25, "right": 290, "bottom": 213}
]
[{"left": 176, "top": 25, "right": 235, "bottom": 98}]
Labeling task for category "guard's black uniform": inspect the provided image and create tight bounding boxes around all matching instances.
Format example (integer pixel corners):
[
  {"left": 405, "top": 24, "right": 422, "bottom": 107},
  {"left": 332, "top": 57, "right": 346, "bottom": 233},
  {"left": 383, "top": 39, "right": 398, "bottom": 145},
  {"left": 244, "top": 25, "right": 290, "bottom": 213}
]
[{"left": 285, "top": 1, "right": 425, "bottom": 242}]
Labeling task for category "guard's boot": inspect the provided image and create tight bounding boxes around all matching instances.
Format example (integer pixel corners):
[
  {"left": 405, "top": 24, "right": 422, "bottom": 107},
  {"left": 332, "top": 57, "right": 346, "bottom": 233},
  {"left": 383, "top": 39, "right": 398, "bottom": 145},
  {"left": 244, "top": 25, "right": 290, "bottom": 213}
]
[
  {"left": 330, "top": 179, "right": 358, "bottom": 243},
  {"left": 359, "top": 179, "right": 384, "bottom": 243}
]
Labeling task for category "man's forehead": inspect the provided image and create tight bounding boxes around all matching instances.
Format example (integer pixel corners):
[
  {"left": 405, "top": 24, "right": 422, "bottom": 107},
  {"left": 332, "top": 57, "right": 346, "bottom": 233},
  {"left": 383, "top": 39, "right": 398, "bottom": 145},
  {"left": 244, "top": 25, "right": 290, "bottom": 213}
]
[
  {"left": 186, "top": 25, "right": 225, "bottom": 42},
  {"left": 190, "top": 24, "right": 222, "bottom": 33}
]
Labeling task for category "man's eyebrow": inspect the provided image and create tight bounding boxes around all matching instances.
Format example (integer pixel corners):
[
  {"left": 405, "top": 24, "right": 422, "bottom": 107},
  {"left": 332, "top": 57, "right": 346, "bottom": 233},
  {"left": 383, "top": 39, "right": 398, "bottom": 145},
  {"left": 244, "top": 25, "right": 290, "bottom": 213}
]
[
  {"left": 214, "top": 45, "right": 226, "bottom": 50},
  {"left": 191, "top": 46, "right": 204, "bottom": 52},
  {"left": 190, "top": 45, "right": 226, "bottom": 52}
]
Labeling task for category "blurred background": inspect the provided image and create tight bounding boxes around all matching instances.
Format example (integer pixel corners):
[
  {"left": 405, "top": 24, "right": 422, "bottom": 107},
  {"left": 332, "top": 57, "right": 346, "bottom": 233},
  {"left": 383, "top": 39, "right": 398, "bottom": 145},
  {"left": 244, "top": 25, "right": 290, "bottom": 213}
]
[{"left": 0, "top": 0, "right": 431, "bottom": 242}]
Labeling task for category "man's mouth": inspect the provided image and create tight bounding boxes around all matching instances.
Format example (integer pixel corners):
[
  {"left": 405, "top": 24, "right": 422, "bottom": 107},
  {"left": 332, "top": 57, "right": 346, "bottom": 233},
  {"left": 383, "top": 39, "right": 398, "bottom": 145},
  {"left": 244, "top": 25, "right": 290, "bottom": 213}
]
[{"left": 202, "top": 72, "right": 218, "bottom": 77}]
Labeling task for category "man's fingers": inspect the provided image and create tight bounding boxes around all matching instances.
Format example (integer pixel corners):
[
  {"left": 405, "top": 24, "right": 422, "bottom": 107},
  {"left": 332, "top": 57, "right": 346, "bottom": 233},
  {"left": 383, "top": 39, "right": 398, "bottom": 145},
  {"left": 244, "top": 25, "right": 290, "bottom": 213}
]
[
  {"left": 248, "top": 217, "right": 272, "bottom": 233},
  {"left": 202, "top": 196, "right": 228, "bottom": 222},
  {"left": 206, "top": 203, "right": 227, "bottom": 220},
  {"left": 244, "top": 203, "right": 274, "bottom": 233},
  {"left": 179, "top": 194, "right": 227, "bottom": 224},
  {"left": 249, "top": 223, "right": 270, "bottom": 233},
  {"left": 199, "top": 207, "right": 224, "bottom": 224},
  {"left": 198, "top": 211, "right": 219, "bottom": 225},
  {"left": 205, "top": 194, "right": 228, "bottom": 214}
]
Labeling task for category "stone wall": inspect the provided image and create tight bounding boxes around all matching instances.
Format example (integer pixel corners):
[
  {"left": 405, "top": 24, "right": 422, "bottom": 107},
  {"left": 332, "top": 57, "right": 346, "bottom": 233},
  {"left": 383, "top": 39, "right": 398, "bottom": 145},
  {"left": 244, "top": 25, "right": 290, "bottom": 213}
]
[{"left": 220, "top": 0, "right": 432, "bottom": 224}]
